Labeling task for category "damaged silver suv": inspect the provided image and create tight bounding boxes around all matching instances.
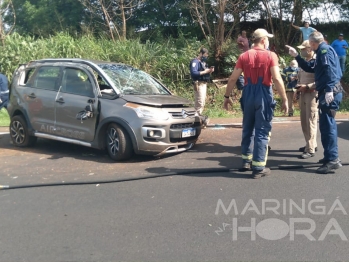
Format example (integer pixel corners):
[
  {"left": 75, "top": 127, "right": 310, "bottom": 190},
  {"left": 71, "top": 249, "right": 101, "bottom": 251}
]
[{"left": 7, "top": 59, "right": 201, "bottom": 161}]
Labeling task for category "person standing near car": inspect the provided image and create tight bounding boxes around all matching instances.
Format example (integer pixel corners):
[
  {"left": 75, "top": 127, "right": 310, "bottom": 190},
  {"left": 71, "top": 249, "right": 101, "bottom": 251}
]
[
  {"left": 331, "top": 33, "right": 348, "bottom": 74},
  {"left": 0, "top": 67, "right": 9, "bottom": 110},
  {"left": 286, "top": 31, "right": 343, "bottom": 174},
  {"left": 189, "top": 47, "right": 214, "bottom": 127},
  {"left": 223, "top": 29, "right": 288, "bottom": 179},
  {"left": 294, "top": 40, "right": 318, "bottom": 159}
]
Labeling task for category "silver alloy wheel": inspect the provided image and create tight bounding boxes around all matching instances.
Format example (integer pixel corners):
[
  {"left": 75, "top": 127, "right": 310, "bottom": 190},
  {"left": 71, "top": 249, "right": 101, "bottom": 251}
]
[
  {"left": 107, "top": 127, "right": 120, "bottom": 155},
  {"left": 11, "top": 120, "right": 25, "bottom": 145}
]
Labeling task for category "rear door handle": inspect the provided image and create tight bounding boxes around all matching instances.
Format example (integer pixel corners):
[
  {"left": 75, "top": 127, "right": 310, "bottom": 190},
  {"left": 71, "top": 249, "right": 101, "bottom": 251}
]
[
  {"left": 28, "top": 93, "right": 36, "bottom": 99},
  {"left": 56, "top": 97, "right": 65, "bottom": 104}
]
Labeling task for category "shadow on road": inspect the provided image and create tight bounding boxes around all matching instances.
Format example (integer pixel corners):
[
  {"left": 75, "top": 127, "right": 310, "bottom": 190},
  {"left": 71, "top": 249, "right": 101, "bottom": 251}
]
[{"left": 146, "top": 143, "right": 321, "bottom": 179}]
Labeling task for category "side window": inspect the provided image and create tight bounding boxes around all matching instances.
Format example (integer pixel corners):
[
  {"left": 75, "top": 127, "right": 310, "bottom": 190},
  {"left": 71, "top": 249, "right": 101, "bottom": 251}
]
[
  {"left": 97, "top": 74, "right": 111, "bottom": 90},
  {"left": 62, "top": 68, "right": 94, "bottom": 97},
  {"left": 25, "top": 69, "right": 35, "bottom": 85},
  {"left": 19, "top": 68, "right": 36, "bottom": 86},
  {"left": 32, "top": 66, "right": 60, "bottom": 90}
]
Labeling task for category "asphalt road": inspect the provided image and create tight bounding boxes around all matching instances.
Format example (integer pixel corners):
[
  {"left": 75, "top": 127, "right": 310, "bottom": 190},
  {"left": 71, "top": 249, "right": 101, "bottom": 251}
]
[{"left": 1, "top": 120, "right": 349, "bottom": 261}]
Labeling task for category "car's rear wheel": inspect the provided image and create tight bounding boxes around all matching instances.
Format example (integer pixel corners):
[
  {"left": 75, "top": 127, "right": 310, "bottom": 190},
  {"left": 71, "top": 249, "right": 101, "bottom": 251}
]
[
  {"left": 106, "top": 123, "right": 133, "bottom": 161},
  {"left": 10, "top": 115, "right": 37, "bottom": 147}
]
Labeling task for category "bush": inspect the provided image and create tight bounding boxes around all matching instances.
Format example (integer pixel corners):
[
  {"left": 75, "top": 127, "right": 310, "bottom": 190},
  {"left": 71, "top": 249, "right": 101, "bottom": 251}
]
[{"left": 1, "top": 32, "right": 348, "bottom": 119}]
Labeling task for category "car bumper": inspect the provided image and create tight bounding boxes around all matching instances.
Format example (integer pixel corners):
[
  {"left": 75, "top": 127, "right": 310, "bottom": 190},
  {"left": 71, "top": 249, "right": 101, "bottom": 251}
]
[{"left": 132, "top": 119, "right": 201, "bottom": 155}]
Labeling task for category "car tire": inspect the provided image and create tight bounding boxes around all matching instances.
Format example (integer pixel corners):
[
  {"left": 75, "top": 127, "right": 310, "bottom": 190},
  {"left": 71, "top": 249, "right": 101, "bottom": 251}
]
[
  {"left": 10, "top": 115, "right": 37, "bottom": 147},
  {"left": 106, "top": 123, "right": 133, "bottom": 161}
]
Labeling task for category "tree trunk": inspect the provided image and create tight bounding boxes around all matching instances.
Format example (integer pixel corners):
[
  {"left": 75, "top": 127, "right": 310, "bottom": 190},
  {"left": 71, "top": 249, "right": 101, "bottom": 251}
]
[
  {"left": 120, "top": 0, "right": 127, "bottom": 40},
  {"left": 293, "top": 0, "right": 303, "bottom": 43}
]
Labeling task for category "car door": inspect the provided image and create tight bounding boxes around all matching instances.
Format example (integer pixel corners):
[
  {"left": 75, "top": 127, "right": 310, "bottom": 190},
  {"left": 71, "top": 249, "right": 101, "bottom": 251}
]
[
  {"left": 24, "top": 66, "right": 61, "bottom": 133},
  {"left": 54, "top": 66, "right": 98, "bottom": 142}
]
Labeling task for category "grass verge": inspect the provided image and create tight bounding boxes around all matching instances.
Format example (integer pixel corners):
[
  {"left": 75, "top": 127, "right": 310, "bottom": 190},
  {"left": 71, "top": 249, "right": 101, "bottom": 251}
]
[{"left": 0, "top": 109, "right": 10, "bottom": 126}]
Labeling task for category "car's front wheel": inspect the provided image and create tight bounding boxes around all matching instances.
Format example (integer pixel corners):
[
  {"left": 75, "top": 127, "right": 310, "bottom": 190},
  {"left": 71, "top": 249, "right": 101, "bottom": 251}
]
[
  {"left": 10, "top": 115, "right": 37, "bottom": 147},
  {"left": 106, "top": 123, "right": 133, "bottom": 161}
]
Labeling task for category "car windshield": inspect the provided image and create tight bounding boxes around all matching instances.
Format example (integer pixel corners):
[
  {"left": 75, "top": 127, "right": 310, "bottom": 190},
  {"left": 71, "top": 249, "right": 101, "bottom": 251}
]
[{"left": 97, "top": 63, "right": 170, "bottom": 95}]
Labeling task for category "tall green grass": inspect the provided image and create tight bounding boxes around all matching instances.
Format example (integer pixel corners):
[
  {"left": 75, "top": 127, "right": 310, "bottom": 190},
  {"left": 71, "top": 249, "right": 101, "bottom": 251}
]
[
  {"left": 0, "top": 32, "right": 201, "bottom": 96},
  {"left": 0, "top": 32, "right": 348, "bottom": 123},
  {"left": 0, "top": 109, "right": 10, "bottom": 126}
]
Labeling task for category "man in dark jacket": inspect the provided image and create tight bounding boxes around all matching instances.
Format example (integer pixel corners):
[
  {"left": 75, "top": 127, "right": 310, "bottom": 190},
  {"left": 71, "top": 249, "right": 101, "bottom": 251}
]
[
  {"left": 189, "top": 48, "right": 214, "bottom": 127},
  {"left": 286, "top": 31, "right": 343, "bottom": 174}
]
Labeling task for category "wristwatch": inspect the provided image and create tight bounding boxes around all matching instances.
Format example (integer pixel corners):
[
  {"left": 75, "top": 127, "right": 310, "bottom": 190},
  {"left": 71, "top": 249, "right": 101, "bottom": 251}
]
[
  {"left": 224, "top": 95, "right": 230, "bottom": 99},
  {"left": 306, "top": 85, "right": 310, "bottom": 90}
]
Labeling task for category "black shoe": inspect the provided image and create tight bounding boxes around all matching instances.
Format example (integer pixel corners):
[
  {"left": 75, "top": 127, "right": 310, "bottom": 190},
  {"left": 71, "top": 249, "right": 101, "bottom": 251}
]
[
  {"left": 288, "top": 113, "right": 293, "bottom": 117},
  {"left": 318, "top": 157, "right": 341, "bottom": 164},
  {"left": 299, "top": 146, "right": 318, "bottom": 152},
  {"left": 239, "top": 162, "right": 251, "bottom": 172},
  {"left": 316, "top": 159, "right": 342, "bottom": 174},
  {"left": 268, "top": 146, "right": 271, "bottom": 151},
  {"left": 299, "top": 152, "right": 315, "bottom": 159},
  {"left": 318, "top": 158, "right": 327, "bottom": 164},
  {"left": 252, "top": 168, "right": 271, "bottom": 179}
]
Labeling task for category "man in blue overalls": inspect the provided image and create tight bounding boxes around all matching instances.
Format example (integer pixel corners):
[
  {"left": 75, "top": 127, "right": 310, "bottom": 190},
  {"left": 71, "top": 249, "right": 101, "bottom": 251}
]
[
  {"left": 224, "top": 29, "right": 288, "bottom": 179},
  {"left": 286, "top": 31, "right": 343, "bottom": 174},
  {"left": 0, "top": 68, "right": 9, "bottom": 111}
]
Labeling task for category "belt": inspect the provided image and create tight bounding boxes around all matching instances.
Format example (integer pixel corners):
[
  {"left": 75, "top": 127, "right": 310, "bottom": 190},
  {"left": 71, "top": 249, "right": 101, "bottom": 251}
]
[
  {"left": 318, "top": 82, "right": 342, "bottom": 96},
  {"left": 304, "top": 89, "right": 316, "bottom": 93}
]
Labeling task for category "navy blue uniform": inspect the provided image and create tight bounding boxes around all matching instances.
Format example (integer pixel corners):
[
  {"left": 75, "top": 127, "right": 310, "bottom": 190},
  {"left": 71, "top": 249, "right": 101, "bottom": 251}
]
[
  {"left": 295, "top": 42, "right": 342, "bottom": 161},
  {"left": 189, "top": 58, "right": 210, "bottom": 82},
  {"left": 0, "top": 74, "right": 9, "bottom": 110}
]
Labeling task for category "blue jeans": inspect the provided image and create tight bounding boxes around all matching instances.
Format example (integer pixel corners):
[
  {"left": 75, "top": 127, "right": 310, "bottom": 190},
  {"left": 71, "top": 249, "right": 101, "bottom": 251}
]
[
  {"left": 0, "top": 93, "right": 8, "bottom": 110},
  {"left": 318, "top": 92, "right": 342, "bottom": 161},
  {"left": 338, "top": 55, "right": 346, "bottom": 74}
]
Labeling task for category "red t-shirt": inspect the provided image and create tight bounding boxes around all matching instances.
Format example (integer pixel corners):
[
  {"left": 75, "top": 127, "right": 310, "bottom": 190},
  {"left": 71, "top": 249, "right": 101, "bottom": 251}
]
[{"left": 235, "top": 47, "right": 279, "bottom": 86}]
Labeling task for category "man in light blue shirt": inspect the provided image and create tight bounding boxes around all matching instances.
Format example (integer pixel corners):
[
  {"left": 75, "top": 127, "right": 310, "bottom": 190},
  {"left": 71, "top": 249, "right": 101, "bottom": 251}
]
[
  {"left": 292, "top": 21, "right": 317, "bottom": 41},
  {"left": 331, "top": 33, "right": 348, "bottom": 74}
]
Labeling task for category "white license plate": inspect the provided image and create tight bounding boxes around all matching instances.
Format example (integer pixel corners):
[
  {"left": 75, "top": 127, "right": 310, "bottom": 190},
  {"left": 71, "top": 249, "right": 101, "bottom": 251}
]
[{"left": 182, "top": 128, "right": 196, "bottom": 138}]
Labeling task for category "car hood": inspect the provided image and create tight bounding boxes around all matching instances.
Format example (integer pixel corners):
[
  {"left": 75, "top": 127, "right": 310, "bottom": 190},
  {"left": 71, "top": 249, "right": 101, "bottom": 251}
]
[{"left": 121, "top": 95, "right": 193, "bottom": 107}]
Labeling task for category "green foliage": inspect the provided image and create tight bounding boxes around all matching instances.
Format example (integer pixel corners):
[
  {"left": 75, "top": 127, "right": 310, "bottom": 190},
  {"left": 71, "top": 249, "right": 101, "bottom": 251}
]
[
  {"left": 221, "top": 39, "right": 241, "bottom": 77},
  {"left": 1, "top": 32, "right": 348, "bottom": 122},
  {"left": 4, "top": 0, "right": 85, "bottom": 37},
  {"left": 0, "top": 32, "right": 207, "bottom": 99},
  {"left": 0, "top": 109, "right": 10, "bottom": 126},
  {"left": 339, "top": 95, "right": 349, "bottom": 112}
]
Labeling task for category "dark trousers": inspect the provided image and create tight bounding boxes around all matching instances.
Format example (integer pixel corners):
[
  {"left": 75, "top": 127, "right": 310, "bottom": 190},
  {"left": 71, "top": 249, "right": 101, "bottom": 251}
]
[
  {"left": 318, "top": 92, "right": 342, "bottom": 161},
  {"left": 0, "top": 93, "right": 8, "bottom": 110},
  {"left": 240, "top": 78, "right": 276, "bottom": 170}
]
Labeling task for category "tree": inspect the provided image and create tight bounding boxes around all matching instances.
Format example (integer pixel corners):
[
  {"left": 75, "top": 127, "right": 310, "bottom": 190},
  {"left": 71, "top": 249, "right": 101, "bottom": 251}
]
[
  {"left": 129, "top": 0, "right": 193, "bottom": 37},
  {"left": 79, "top": 0, "right": 144, "bottom": 41},
  {"left": 0, "top": 0, "right": 16, "bottom": 45},
  {"left": 4, "top": 0, "right": 85, "bottom": 37},
  {"left": 189, "top": 0, "right": 247, "bottom": 72}
]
